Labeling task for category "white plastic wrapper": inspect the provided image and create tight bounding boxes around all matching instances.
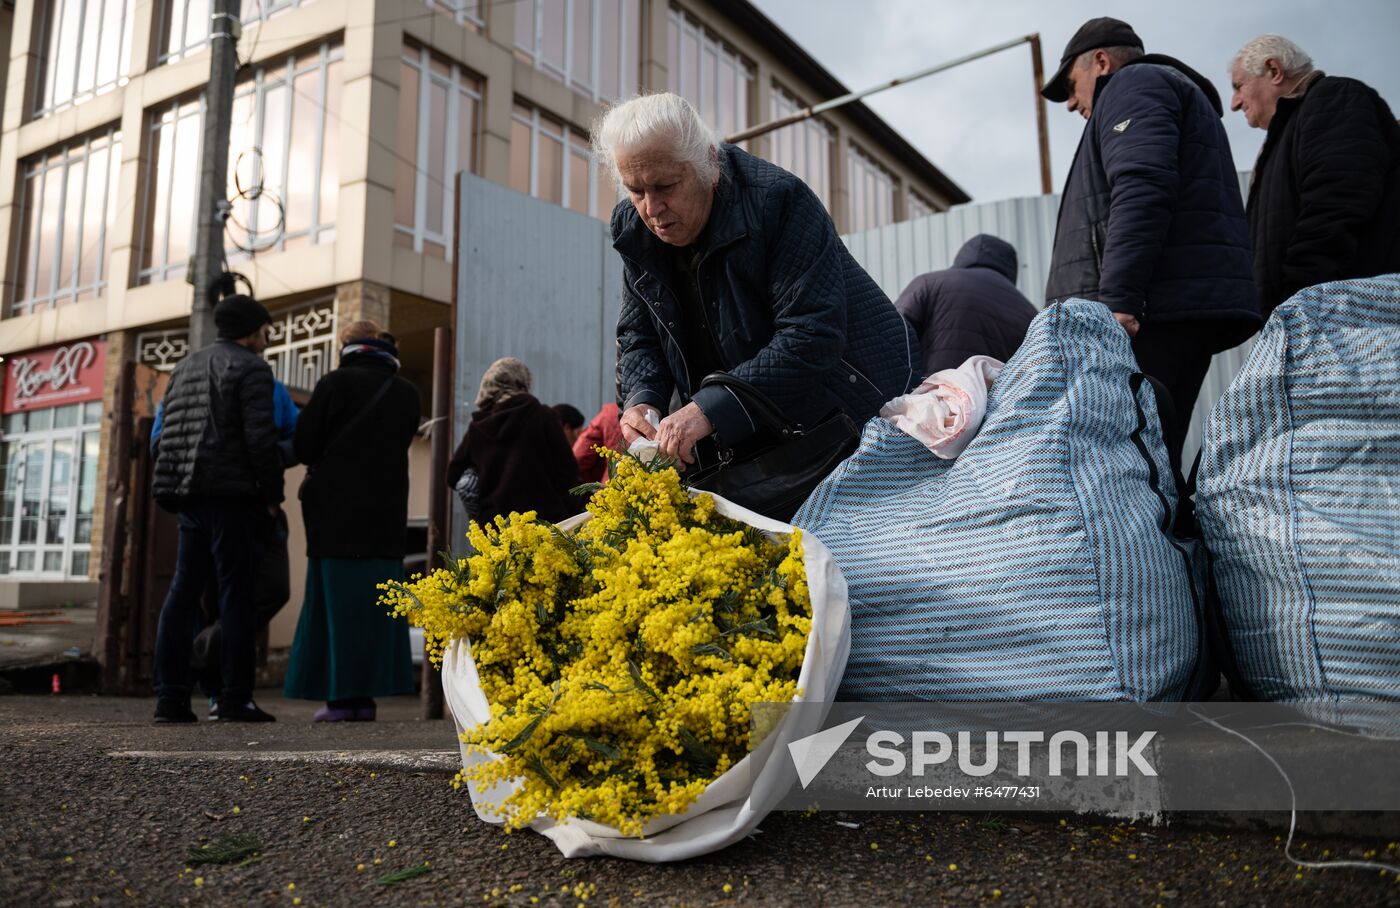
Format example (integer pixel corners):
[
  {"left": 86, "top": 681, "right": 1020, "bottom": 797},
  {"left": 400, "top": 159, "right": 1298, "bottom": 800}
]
[
  {"left": 625, "top": 408, "right": 664, "bottom": 464},
  {"left": 441, "top": 492, "right": 850, "bottom": 861}
]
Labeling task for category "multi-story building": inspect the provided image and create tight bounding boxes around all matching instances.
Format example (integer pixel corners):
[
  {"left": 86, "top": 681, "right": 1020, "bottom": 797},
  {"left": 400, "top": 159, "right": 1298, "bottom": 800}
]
[{"left": 0, "top": 0, "right": 966, "bottom": 640}]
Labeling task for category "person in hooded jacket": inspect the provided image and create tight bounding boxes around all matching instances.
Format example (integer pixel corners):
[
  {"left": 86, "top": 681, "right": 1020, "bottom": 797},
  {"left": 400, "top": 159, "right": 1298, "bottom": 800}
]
[
  {"left": 895, "top": 234, "right": 1039, "bottom": 377},
  {"left": 1041, "top": 17, "right": 1262, "bottom": 464},
  {"left": 446, "top": 357, "right": 580, "bottom": 525},
  {"left": 283, "top": 320, "right": 420, "bottom": 722}
]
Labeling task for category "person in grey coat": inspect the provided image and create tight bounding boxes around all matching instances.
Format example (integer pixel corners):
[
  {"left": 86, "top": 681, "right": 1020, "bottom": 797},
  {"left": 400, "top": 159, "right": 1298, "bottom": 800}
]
[{"left": 895, "top": 234, "right": 1039, "bottom": 378}]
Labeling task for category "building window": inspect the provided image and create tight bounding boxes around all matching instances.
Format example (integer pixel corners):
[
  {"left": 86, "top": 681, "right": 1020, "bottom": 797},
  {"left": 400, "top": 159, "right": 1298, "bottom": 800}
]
[
  {"left": 515, "top": 0, "right": 640, "bottom": 103},
  {"left": 31, "top": 0, "right": 134, "bottom": 115},
  {"left": 138, "top": 97, "right": 203, "bottom": 285},
  {"left": 907, "top": 189, "right": 937, "bottom": 222},
  {"left": 424, "top": 0, "right": 484, "bottom": 29},
  {"left": 667, "top": 8, "right": 752, "bottom": 139},
  {"left": 135, "top": 300, "right": 335, "bottom": 389},
  {"left": 228, "top": 42, "right": 343, "bottom": 260},
  {"left": 158, "top": 0, "right": 313, "bottom": 65},
  {"left": 11, "top": 128, "right": 122, "bottom": 316},
  {"left": 137, "top": 42, "right": 342, "bottom": 279},
  {"left": 0, "top": 402, "right": 103, "bottom": 580},
  {"left": 265, "top": 299, "right": 336, "bottom": 391},
  {"left": 510, "top": 103, "right": 618, "bottom": 221},
  {"left": 846, "top": 143, "right": 896, "bottom": 233},
  {"left": 394, "top": 43, "right": 483, "bottom": 260},
  {"left": 769, "top": 84, "right": 832, "bottom": 209}
]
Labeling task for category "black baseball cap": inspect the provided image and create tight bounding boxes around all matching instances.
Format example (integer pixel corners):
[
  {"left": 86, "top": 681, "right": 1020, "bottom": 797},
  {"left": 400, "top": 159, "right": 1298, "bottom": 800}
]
[{"left": 1041, "top": 17, "right": 1143, "bottom": 103}]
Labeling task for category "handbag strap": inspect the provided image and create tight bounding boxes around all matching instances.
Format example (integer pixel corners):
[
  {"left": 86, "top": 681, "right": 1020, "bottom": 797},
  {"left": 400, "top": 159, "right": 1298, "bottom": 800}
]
[
  {"left": 698, "top": 371, "right": 795, "bottom": 436},
  {"left": 318, "top": 375, "right": 396, "bottom": 460}
]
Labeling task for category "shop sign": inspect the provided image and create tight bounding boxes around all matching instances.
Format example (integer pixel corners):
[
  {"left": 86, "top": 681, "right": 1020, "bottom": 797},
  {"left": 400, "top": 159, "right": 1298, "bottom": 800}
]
[{"left": 2, "top": 339, "right": 107, "bottom": 413}]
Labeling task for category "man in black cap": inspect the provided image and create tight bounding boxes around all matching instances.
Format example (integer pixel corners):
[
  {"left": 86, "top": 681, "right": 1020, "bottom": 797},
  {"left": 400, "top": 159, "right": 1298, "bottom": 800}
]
[
  {"left": 1042, "top": 17, "right": 1260, "bottom": 464},
  {"left": 150, "top": 294, "right": 284, "bottom": 723}
]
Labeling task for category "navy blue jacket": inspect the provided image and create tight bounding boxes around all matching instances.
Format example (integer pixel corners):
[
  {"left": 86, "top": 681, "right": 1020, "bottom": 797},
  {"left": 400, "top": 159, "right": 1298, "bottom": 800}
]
[
  {"left": 1045, "top": 55, "right": 1261, "bottom": 353},
  {"left": 612, "top": 144, "right": 915, "bottom": 445},
  {"left": 895, "top": 234, "right": 1039, "bottom": 376}
]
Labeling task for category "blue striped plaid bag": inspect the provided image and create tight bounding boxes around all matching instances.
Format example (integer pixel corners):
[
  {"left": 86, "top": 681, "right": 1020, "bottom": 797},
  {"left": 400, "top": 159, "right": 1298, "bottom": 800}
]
[
  {"left": 1197, "top": 275, "right": 1400, "bottom": 702},
  {"left": 793, "top": 299, "right": 1204, "bottom": 701}
]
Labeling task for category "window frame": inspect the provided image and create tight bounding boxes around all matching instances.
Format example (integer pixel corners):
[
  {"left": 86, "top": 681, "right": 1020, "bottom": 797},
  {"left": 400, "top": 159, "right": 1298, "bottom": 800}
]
[
  {"left": 515, "top": 0, "right": 640, "bottom": 104},
  {"left": 31, "top": 0, "right": 134, "bottom": 117},
  {"left": 393, "top": 42, "right": 484, "bottom": 260},
  {"left": 11, "top": 126, "right": 122, "bottom": 316}
]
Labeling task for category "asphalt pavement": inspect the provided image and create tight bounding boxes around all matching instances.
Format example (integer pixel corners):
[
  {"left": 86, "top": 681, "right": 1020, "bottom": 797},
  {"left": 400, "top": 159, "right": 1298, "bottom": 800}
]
[{"left": 3, "top": 693, "right": 1399, "bottom": 907}]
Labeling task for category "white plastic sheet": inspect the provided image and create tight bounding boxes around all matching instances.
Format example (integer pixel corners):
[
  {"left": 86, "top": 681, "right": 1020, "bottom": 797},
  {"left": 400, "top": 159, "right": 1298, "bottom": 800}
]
[{"left": 441, "top": 492, "right": 850, "bottom": 861}]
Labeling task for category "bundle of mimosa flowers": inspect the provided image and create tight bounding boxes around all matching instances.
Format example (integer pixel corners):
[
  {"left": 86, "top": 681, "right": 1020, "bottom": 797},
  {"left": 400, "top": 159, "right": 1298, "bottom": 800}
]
[{"left": 380, "top": 452, "right": 815, "bottom": 837}]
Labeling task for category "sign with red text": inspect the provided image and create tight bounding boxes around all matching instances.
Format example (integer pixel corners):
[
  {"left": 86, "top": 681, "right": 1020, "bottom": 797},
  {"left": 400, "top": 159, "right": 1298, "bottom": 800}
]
[{"left": 2, "top": 339, "right": 107, "bottom": 414}]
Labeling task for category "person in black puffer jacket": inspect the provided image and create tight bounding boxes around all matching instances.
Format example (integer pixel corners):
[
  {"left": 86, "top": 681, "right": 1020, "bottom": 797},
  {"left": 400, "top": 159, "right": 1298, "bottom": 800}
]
[
  {"left": 1041, "top": 18, "right": 1262, "bottom": 464},
  {"left": 446, "top": 357, "right": 580, "bottom": 526},
  {"left": 283, "top": 320, "right": 421, "bottom": 723},
  {"left": 151, "top": 294, "right": 283, "bottom": 724},
  {"left": 593, "top": 93, "right": 916, "bottom": 519},
  {"left": 1228, "top": 35, "right": 1400, "bottom": 316},
  {"left": 895, "top": 234, "right": 1039, "bottom": 377}
]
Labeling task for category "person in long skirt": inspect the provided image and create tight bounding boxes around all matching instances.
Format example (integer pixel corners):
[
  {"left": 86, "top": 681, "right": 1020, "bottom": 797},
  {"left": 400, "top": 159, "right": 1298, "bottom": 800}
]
[{"left": 284, "top": 320, "right": 421, "bottom": 721}]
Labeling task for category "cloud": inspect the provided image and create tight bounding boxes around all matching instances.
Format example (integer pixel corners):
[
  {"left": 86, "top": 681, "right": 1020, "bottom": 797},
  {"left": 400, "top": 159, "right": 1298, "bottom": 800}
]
[{"left": 751, "top": 0, "right": 1400, "bottom": 202}]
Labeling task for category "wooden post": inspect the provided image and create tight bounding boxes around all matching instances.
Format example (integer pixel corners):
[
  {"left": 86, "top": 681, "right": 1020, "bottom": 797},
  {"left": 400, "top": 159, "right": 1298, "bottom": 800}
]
[
  {"left": 420, "top": 325, "right": 452, "bottom": 720},
  {"left": 1029, "top": 33, "right": 1054, "bottom": 195},
  {"left": 93, "top": 361, "right": 135, "bottom": 693}
]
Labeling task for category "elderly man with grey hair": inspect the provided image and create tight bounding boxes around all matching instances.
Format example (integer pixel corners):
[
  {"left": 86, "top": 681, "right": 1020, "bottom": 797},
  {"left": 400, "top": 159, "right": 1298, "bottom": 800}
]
[
  {"left": 1230, "top": 35, "right": 1400, "bottom": 315},
  {"left": 592, "top": 92, "right": 915, "bottom": 519}
]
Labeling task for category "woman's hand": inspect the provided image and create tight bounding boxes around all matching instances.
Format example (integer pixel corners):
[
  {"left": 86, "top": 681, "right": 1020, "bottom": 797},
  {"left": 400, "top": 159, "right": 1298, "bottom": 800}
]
[
  {"left": 620, "top": 404, "right": 660, "bottom": 445},
  {"left": 655, "top": 403, "right": 714, "bottom": 466}
]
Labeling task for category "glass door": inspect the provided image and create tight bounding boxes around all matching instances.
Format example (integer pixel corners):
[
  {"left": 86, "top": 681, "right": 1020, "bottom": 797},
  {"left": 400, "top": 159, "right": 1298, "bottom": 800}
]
[{"left": 0, "top": 402, "right": 100, "bottom": 579}]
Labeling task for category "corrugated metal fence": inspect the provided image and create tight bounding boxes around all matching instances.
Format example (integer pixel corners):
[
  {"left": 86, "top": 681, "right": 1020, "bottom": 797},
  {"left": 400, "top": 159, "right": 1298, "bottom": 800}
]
[{"left": 841, "top": 172, "right": 1258, "bottom": 461}]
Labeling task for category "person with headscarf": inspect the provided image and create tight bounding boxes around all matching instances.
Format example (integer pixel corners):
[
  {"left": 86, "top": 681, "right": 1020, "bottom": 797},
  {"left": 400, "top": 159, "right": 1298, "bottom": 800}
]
[
  {"left": 446, "top": 357, "right": 580, "bottom": 525},
  {"left": 283, "top": 320, "right": 420, "bottom": 722}
]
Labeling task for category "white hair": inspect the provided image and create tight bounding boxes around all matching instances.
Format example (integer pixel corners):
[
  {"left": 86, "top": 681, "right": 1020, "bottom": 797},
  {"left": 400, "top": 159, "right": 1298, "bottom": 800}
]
[
  {"left": 1234, "top": 35, "right": 1313, "bottom": 78},
  {"left": 590, "top": 92, "right": 721, "bottom": 187}
]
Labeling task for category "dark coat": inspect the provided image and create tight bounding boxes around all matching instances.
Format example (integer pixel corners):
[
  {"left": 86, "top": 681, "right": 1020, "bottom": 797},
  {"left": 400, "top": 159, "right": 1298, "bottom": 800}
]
[
  {"left": 294, "top": 354, "right": 421, "bottom": 560},
  {"left": 153, "top": 340, "right": 283, "bottom": 509},
  {"left": 1045, "top": 54, "right": 1261, "bottom": 353},
  {"left": 895, "top": 234, "right": 1039, "bottom": 376},
  {"left": 612, "top": 144, "right": 916, "bottom": 446},
  {"left": 1246, "top": 74, "right": 1400, "bottom": 316},
  {"left": 446, "top": 393, "right": 580, "bottom": 525}
]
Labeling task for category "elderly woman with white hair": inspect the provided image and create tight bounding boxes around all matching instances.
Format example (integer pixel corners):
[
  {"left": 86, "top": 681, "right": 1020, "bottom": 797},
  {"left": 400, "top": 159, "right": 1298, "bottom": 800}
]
[
  {"left": 593, "top": 92, "right": 916, "bottom": 519},
  {"left": 1229, "top": 34, "right": 1400, "bottom": 315}
]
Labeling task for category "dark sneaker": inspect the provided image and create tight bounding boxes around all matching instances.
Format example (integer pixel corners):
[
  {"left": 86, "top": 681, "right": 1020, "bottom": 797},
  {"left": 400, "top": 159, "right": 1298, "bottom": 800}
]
[
  {"left": 207, "top": 697, "right": 219, "bottom": 721},
  {"left": 215, "top": 700, "right": 277, "bottom": 723},
  {"left": 154, "top": 699, "right": 197, "bottom": 724}
]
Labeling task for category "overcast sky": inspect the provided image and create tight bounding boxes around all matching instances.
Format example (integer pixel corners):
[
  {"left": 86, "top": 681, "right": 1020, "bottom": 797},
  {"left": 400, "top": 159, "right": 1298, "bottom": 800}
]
[{"left": 749, "top": 0, "right": 1400, "bottom": 203}]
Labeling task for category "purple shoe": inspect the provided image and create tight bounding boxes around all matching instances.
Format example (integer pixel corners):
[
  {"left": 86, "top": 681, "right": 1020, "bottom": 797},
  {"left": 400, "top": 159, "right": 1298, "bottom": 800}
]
[
  {"left": 313, "top": 703, "right": 358, "bottom": 722},
  {"left": 351, "top": 703, "right": 377, "bottom": 721}
]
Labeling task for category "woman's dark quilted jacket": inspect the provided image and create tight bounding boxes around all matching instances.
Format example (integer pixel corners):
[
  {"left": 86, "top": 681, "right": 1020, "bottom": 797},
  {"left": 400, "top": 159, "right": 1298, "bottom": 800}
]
[
  {"left": 152, "top": 340, "right": 284, "bottom": 509},
  {"left": 1044, "top": 54, "right": 1261, "bottom": 354},
  {"left": 611, "top": 144, "right": 916, "bottom": 446}
]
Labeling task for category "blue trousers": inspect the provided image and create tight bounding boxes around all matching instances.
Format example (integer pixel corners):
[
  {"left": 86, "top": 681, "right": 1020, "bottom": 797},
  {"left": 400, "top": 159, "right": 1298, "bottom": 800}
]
[{"left": 153, "top": 498, "right": 264, "bottom": 705}]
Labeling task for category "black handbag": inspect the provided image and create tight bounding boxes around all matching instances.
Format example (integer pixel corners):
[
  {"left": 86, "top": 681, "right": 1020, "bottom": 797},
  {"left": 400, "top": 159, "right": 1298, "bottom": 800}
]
[{"left": 687, "top": 372, "right": 860, "bottom": 522}]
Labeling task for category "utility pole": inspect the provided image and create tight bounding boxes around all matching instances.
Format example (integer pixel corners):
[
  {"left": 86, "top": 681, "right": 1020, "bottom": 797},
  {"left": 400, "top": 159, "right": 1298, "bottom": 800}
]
[{"left": 188, "top": 0, "right": 242, "bottom": 349}]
